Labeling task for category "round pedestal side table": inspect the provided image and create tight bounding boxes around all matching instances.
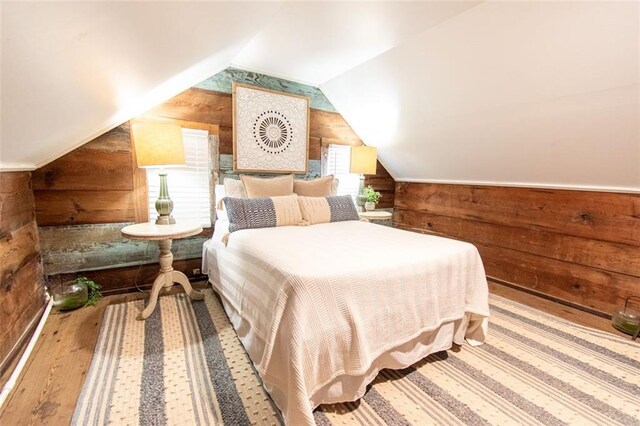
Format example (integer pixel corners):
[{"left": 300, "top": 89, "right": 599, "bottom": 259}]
[{"left": 121, "top": 222, "right": 204, "bottom": 320}]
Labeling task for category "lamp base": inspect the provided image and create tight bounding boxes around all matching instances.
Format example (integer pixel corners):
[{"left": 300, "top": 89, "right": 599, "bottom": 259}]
[
  {"left": 155, "top": 172, "right": 175, "bottom": 225},
  {"left": 155, "top": 214, "right": 176, "bottom": 225},
  {"left": 356, "top": 175, "right": 366, "bottom": 212}
]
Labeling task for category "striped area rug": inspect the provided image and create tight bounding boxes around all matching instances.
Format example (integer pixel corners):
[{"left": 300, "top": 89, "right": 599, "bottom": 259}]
[{"left": 73, "top": 289, "right": 640, "bottom": 426}]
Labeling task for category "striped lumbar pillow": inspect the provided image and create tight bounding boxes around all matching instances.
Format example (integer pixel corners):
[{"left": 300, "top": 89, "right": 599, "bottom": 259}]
[
  {"left": 223, "top": 195, "right": 303, "bottom": 233},
  {"left": 298, "top": 195, "right": 360, "bottom": 225}
]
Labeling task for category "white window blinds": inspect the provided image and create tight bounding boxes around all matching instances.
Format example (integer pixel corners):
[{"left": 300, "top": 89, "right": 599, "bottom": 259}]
[
  {"left": 147, "top": 128, "right": 212, "bottom": 227},
  {"left": 324, "top": 144, "right": 361, "bottom": 201}
]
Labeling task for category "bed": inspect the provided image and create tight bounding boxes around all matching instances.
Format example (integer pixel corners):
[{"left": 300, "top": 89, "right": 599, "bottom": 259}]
[{"left": 202, "top": 219, "right": 490, "bottom": 425}]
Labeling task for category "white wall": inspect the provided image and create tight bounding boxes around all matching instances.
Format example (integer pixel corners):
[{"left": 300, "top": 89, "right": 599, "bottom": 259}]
[{"left": 322, "top": 1, "right": 640, "bottom": 192}]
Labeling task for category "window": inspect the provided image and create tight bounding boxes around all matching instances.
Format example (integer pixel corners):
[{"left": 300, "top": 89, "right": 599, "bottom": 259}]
[
  {"left": 323, "top": 144, "right": 361, "bottom": 201},
  {"left": 147, "top": 128, "right": 212, "bottom": 227}
]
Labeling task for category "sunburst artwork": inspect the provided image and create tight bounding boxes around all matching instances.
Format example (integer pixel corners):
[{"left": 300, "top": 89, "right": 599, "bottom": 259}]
[{"left": 233, "top": 83, "right": 309, "bottom": 173}]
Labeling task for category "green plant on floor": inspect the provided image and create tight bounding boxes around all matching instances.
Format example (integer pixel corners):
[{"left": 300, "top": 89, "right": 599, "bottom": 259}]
[
  {"left": 363, "top": 185, "right": 381, "bottom": 204},
  {"left": 77, "top": 277, "right": 102, "bottom": 306}
]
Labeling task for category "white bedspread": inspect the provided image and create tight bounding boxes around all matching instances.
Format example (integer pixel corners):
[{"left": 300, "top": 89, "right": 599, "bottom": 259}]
[{"left": 203, "top": 220, "right": 489, "bottom": 425}]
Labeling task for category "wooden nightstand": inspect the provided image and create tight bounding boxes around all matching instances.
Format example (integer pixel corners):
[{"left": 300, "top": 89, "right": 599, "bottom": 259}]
[
  {"left": 121, "top": 222, "right": 204, "bottom": 320},
  {"left": 359, "top": 210, "right": 393, "bottom": 225}
]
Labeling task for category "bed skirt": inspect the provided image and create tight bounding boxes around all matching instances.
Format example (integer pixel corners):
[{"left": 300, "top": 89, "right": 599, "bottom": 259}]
[{"left": 211, "top": 281, "right": 486, "bottom": 420}]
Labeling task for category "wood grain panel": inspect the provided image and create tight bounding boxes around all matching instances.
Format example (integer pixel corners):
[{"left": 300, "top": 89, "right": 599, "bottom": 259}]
[
  {"left": 478, "top": 244, "right": 638, "bottom": 315},
  {"left": 219, "top": 125, "right": 233, "bottom": 155},
  {"left": 34, "top": 190, "right": 135, "bottom": 225},
  {"left": 394, "top": 208, "right": 640, "bottom": 277},
  {"left": 0, "top": 221, "right": 39, "bottom": 285},
  {"left": 0, "top": 171, "right": 45, "bottom": 368},
  {"left": 83, "top": 123, "right": 131, "bottom": 152},
  {"left": 0, "top": 172, "right": 35, "bottom": 235},
  {"left": 32, "top": 148, "right": 134, "bottom": 191},
  {"left": 394, "top": 182, "right": 640, "bottom": 314},
  {"left": 395, "top": 182, "right": 640, "bottom": 246},
  {"left": 147, "top": 88, "right": 233, "bottom": 126},
  {"left": 310, "top": 110, "right": 362, "bottom": 143},
  {"left": 308, "top": 137, "right": 322, "bottom": 160}
]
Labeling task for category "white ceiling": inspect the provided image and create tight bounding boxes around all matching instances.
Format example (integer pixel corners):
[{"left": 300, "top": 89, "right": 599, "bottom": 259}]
[
  {"left": 232, "top": 1, "right": 479, "bottom": 85},
  {"left": 0, "top": 1, "right": 280, "bottom": 170},
  {"left": 322, "top": 1, "right": 640, "bottom": 191},
  {"left": 1, "top": 1, "right": 638, "bottom": 192}
]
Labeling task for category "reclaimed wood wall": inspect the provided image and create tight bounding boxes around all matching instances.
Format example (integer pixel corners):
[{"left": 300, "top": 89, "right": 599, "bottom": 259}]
[
  {"left": 0, "top": 172, "right": 46, "bottom": 368},
  {"left": 33, "top": 122, "right": 213, "bottom": 294},
  {"left": 394, "top": 182, "right": 640, "bottom": 315},
  {"left": 144, "top": 87, "right": 395, "bottom": 207},
  {"left": 33, "top": 68, "right": 394, "bottom": 294}
]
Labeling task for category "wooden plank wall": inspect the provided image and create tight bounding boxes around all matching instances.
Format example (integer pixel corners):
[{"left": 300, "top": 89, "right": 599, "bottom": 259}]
[
  {"left": 145, "top": 88, "right": 395, "bottom": 207},
  {"left": 394, "top": 182, "right": 640, "bottom": 315},
  {"left": 0, "top": 172, "right": 46, "bottom": 368},
  {"left": 33, "top": 122, "right": 211, "bottom": 293},
  {"left": 33, "top": 78, "right": 394, "bottom": 294}
]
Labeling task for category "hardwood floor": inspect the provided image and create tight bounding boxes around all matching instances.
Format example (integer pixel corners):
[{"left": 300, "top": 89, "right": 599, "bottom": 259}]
[{"left": 0, "top": 280, "right": 634, "bottom": 425}]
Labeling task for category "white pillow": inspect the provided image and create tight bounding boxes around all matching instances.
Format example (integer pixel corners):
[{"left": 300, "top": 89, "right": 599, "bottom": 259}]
[
  {"left": 224, "top": 178, "right": 247, "bottom": 199},
  {"left": 214, "top": 184, "right": 228, "bottom": 221},
  {"left": 331, "top": 177, "right": 339, "bottom": 196}
]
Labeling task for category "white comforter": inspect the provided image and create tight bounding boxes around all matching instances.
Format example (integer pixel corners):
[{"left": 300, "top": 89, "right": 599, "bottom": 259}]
[{"left": 202, "top": 220, "right": 489, "bottom": 425}]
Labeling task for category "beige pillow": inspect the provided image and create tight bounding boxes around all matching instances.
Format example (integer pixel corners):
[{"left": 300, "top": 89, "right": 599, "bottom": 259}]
[
  {"left": 241, "top": 174, "right": 294, "bottom": 198},
  {"left": 293, "top": 175, "right": 334, "bottom": 197}
]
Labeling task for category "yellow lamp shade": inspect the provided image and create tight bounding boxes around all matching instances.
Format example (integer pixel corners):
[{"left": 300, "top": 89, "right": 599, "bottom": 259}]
[
  {"left": 350, "top": 146, "right": 377, "bottom": 175},
  {"left": 132, "top": 122, "right": 185, "bottom": 167}
]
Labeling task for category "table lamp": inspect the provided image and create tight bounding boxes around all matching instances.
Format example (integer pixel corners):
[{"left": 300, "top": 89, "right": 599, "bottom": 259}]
[
  {"left": 132, "top": 122, "right": 185, "bottom": 225},
  {"left": 350, "top": 145, "right": 377, "bottom": 211}
]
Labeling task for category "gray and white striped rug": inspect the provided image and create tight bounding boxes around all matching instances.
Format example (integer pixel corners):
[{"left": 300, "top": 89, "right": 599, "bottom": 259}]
[{"left": 73, "top": 289, "right": 640, "bottom": 425}]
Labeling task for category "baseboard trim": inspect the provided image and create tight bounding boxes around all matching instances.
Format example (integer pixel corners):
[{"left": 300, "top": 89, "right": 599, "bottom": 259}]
[
  {"left": 0, "top": 301, "right": 48, "bottom": 379},
  {"left": 488, "top": 276, "right": 612, "bottom": 319}
]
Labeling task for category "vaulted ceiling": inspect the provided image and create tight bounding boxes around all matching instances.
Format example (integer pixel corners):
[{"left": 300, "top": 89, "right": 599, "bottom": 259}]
[{"left": 2, "top": 1, "right": 638, "bottom": 191}]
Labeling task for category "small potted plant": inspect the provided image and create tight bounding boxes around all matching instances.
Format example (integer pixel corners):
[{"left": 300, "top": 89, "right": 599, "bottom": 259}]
[
  {"left": 51, "top": 276, "right": 102, "bottom": 311},
  {"left": 363, "top": 185, "right": 381, "bottom": 211}
]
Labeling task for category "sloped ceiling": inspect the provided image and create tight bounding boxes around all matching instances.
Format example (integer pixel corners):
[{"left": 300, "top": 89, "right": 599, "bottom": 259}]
[
  {"left": 321, "top": 1, "right": 640, "bottom": 192},
  {"left": 0, "top": 1, "right": 279, "bottom": 170},
  {"left": 2, "top": 1, "right": 639, "bottom": 192}
]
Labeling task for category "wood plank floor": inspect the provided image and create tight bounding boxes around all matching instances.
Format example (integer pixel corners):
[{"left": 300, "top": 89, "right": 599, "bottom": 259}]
[{"left": 0, "top": 280, "right": 634, "bottom": 425}]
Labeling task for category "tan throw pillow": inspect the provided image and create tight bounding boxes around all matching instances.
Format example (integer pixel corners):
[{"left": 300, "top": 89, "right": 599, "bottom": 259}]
[
  {"left": 241, "top": 174, "right": 294, "bottom": 198},
  {"left": 293, "top": 175, "right": 334, "bottom": 197},
  {"left": 298, "top": 195, "right": 359, "bottom": 225}
]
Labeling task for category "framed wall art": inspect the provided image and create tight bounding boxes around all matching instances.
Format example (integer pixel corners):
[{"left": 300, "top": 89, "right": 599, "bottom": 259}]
[{"left": 233, "top": 82, "right": 310, "bottom": 174}]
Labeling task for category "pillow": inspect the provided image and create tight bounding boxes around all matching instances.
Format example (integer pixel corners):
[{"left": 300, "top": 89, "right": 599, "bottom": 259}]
[
  {"left": 331, "top": 177, "right": 339, "bottom": 196},
  {"left": 298, "top": 195, "right": 359, "bottom": 225},
  {"left": 293, "top": 175, "right": 334, "bottom": 197},
  {"left": 214, "top": 184, "right": 228, "bottom": 221},
  {"left": 223, "top": 178, "right": 247, "bottom": 199},
  {"left": 241, "top": 174, "right": 294, "bottom": 198},
  {"left": 224, "top": 195, "right": 302, "bottom": 233}
]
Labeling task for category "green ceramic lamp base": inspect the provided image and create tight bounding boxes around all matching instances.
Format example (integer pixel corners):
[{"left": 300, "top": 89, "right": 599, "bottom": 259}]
[{"left": 155, "top": 172, "right": 176, "bottom": 225}]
